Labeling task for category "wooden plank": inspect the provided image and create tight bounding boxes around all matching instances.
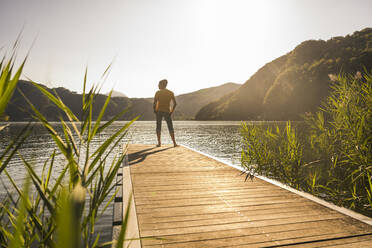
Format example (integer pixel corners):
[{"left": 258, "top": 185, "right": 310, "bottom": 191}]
[
  {"left": 112, "top": 155, "right": 141, "bottom": 248},
  {"left": 122, "top": 162, "right": 141, "bottom": 248},
  {"left": 140, "top": 220, "right": 368, "bottom": 246},
  {"left": 125, "top": 144, "right": 372, "bottom": 247}
]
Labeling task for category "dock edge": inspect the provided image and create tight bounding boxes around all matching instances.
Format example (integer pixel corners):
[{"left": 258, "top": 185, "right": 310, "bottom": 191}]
[{"left": 181, "top": 144, "right": 372, "bottom": 226}]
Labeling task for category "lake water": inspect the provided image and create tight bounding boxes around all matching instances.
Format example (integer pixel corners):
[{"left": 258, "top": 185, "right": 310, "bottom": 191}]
[{"left": 0, "top": 120, "right": 248, "bottom": 244}]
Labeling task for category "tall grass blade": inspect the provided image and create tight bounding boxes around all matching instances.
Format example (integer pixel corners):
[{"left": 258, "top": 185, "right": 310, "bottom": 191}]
[
  {"left": 115, "top": 195, "right": 132, "bottom": 248},
  {"left": 8, "top": 177, "right": 30, "bottom": 248},
  {"left": 0, "top": 57, "right": 26, "bottom": 116}
]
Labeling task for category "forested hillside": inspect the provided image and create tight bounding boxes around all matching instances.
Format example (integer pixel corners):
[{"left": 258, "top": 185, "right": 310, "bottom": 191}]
[
  {"left": 4, "top": 81, "right": 240, "bottom": 121},
  {"left": 196, "top": 28, "right": 372, "bottom": 120},
  {"left": 5, "top": 81, "right": 154, "bottom": 121},
  {"left": 145, "top": 82, "right": 241, "bottom": 119}
]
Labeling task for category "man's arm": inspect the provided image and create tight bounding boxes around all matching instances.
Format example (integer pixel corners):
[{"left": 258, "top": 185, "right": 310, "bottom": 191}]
[
  {"left": 170, "top": 94, "right": 177, "bottom": 114},
  {"left": 153, "top": 93, "right": 158, "bottom": 113}
]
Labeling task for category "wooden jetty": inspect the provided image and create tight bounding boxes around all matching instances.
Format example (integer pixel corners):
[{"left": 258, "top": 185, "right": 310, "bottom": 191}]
[{"left": 113, "top": 144, "right": 372, "bottom": 247}]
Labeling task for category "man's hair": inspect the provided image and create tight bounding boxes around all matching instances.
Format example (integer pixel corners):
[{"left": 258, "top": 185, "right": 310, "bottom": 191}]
[{"left": 159, "top": 79, "right": 168, "bottom": 89}]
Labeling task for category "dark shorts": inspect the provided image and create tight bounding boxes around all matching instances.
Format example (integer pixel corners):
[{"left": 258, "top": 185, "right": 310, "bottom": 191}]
[{"left": 156, "top": 111, "right": 174, "bottom": 133}]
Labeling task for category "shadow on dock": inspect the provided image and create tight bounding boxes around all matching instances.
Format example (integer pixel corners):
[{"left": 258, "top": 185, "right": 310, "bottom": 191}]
[{"left": 128, "top": 146, "right": 173, "bottom": 165}]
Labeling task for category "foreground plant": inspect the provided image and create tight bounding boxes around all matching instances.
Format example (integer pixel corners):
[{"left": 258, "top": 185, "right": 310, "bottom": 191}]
[
  {"left": 0, "top": 50, "right": 33, "bottom": 248},
  {"left": 0, "top": 64, "right": 138, "bottom": 247},
  {"left": 0, "top": 50, "right": 28, "bottom": 173},
  {"left": 241, "top": 71, "right": 372, "bottom": 216}
]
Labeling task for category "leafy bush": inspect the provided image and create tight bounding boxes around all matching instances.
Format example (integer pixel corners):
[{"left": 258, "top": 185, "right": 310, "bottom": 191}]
[{"left": 241, "top": 71, "right": 372, "bottom": 216}]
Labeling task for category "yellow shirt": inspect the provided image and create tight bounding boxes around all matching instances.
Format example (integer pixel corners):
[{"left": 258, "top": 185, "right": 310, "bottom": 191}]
[{"left": 154, "top": 89, "right": 175, "bottom": 113}]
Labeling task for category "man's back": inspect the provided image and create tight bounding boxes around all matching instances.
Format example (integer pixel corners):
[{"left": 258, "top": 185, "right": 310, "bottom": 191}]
[
  {"left": 153, "top": 79, "right": 177, "bottom": 147},
  {"left": 155, "top": 89, "right": 174, "bottom": 113}
]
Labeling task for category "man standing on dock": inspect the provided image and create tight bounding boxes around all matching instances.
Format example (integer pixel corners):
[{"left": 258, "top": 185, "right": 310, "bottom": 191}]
[{"left": 153, "top": 79, "right": 178, "bottom": 147}]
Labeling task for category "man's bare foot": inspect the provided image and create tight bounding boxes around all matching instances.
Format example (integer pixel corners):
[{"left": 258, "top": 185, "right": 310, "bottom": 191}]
[
  {"left": 173, "top": 143, "right": 178, "bottom": 147},
  {"left": 156, "top": 144, "right": 161, "bottom": 147}
]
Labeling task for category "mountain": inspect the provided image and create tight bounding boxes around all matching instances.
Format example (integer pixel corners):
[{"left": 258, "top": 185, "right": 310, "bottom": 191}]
[
  {"left": 196, "top": 28, "right": 372, "bottom": 120},
  {"left": 174, "top": 83, "right": 241, "bottom": 119},
  {"left": 5, "top": 81, "right": 241, "bottom": 121},
  {"left": 145, "top": 82, "right": 241, "bottom": 120},
  {"left": 106, "top": 90, "right": 127, "bottom": 98},
  {"left": 5, "top": 81, "right": 154, "bottom": 121}
]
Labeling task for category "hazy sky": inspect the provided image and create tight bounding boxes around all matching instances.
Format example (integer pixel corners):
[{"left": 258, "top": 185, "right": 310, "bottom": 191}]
[{"left": 1, "top": 0, "right": 371, "bottom": 97}]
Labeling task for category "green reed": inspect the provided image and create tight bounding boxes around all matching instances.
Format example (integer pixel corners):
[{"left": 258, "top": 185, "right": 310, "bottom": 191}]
[
  {"left": 0, "top": 52, "right": 138, "bottom": 247},
  {"left": 241, "top": 71, "right": 372, "bottom": 216},
  {"left": 0, "top": 50, "right": 28, "bottom": 174}
]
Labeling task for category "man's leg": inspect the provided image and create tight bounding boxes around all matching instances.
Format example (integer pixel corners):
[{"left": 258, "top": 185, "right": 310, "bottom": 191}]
[
  {"left": 156, "top": 130, "right": 161, "bottom": 147},
  {"left": 169, "top": 131, "right": 177, "bottom": 147},
  {"left": 156, "top": 112, "right": 162, "bottom": 147},
  {"left": 165, "top": 113, "right": 177, "bottom": 147}
]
